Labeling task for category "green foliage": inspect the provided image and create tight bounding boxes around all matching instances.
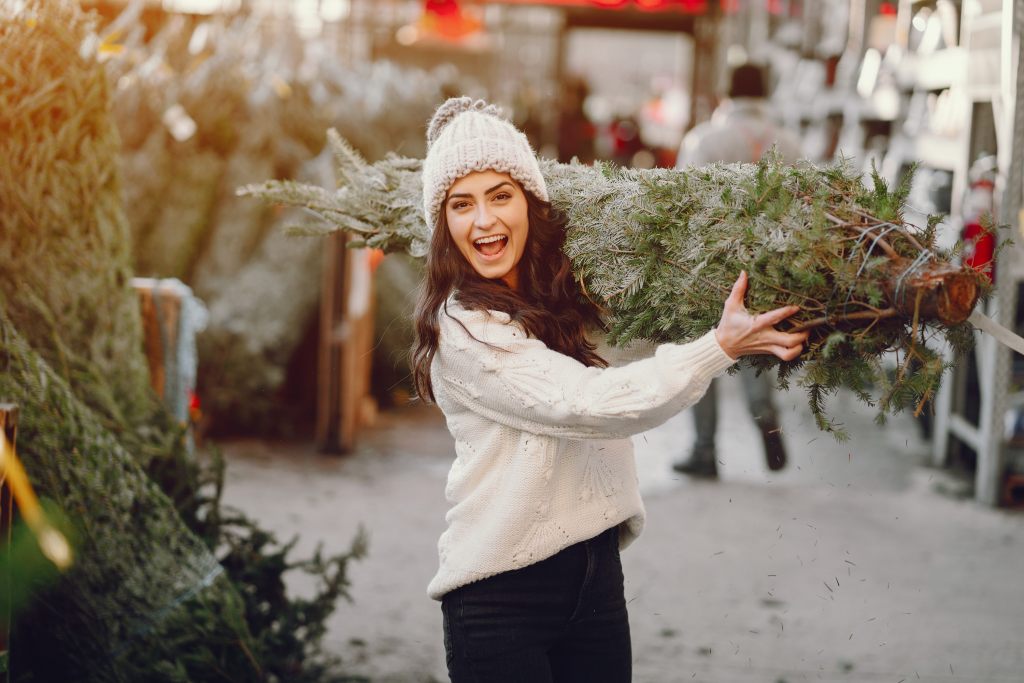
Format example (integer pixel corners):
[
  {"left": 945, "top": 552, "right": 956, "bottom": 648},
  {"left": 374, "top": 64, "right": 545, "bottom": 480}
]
[
  {"left": 243, "top": 138, "right": 989, "bottom": 439},
  {"left": 2, "top": 309, "right": 368, "bottom": 682},
  {"left": 169, "top": 442, "right": 372, "bottom": 683},
  {"left": 239, "top": 132, "right": 431, "bottom": 258},
  {"left": 218, "top": 514, "right": 370, "bottom": 683},
  {"left": 0, "top": 2, "right": 367, "bottom": 680},
  {"left": 1, "top": 313, "right": 260, "bottom": 682},
  {"left": 0, "top": 502, "right": 72, "bottom": 622}
]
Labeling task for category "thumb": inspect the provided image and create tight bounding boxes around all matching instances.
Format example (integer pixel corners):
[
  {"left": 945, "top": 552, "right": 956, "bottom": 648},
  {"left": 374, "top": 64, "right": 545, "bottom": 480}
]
[{"left": 726, "top": 271, "right": 747, "bottom": 310}]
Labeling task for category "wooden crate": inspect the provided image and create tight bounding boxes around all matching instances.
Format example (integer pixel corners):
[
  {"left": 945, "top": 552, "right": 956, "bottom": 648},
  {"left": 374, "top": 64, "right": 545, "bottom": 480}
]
[
  {"left": 135, "top": 281, "right": 183, "bottom": 405},
  {"left": 132, "top": 278, "right": 206, "bottom": 429}
]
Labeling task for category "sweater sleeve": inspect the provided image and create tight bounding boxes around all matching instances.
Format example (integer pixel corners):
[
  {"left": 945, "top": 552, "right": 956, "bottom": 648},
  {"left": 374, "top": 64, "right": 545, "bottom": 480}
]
[{"left": 434, "top": 305, "right": 736, "bottom": 440}]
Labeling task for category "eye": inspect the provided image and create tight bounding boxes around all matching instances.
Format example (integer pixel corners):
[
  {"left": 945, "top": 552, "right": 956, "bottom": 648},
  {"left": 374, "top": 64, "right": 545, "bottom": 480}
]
[
  {"left": 493, "top": 192, "right": 511, "bottom": 201},
  {"left": 450, "top": 200, "right": 470, "bottom": 210}
]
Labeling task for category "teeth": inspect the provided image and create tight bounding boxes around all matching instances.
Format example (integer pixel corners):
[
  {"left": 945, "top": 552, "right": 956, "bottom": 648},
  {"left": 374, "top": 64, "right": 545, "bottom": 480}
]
[{"left": 474, "top": 235, "right": 507, "bottom": 245}]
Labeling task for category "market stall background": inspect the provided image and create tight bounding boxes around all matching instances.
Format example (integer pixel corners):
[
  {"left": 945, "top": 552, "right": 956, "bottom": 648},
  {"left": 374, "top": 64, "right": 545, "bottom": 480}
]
[{"left": 1, "top": 0, "right": 1022, "bottom": 680}]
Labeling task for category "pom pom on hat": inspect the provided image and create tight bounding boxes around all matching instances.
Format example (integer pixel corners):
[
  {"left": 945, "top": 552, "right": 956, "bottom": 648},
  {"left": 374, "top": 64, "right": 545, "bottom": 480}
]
[
  {"left": 422, "top": 96, "right": 548, "bottom": 231},
  {"left": 426, "top": 97, "right": 504, "bottom": 148}
]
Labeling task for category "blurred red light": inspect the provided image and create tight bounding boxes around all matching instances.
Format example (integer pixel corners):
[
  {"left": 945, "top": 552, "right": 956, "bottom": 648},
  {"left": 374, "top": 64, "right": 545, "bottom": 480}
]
[{"left": 425, "top": 0, "right": 460, "bottom": 17}]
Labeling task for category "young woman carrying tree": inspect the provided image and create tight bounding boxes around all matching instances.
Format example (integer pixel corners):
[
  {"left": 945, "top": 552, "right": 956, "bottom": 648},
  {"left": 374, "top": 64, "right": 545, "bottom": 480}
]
[{"left": 411, "top": 97, "right": 808, "bottom": 683}]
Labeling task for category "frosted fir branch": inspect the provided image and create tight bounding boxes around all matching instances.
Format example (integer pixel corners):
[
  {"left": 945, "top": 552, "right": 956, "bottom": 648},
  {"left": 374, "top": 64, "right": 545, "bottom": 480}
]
[{"left": 238, "top": 135, "right": 988, "bottom": 438}]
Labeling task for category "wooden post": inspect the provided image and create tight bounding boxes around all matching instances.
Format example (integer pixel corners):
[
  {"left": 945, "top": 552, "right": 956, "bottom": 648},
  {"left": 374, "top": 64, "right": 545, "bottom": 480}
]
[
  {"left": 316, "top": 233, "right": 345, "bottom": 451},
  {"left": 0, "top": 403, "right": 18, "bottom": 682},
  {"left": 316, "top": 233, "right": 376, "bottom": 453}
]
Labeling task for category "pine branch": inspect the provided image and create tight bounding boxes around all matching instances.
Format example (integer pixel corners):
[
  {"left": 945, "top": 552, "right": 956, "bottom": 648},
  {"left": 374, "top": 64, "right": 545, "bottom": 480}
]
[{"left": 789, "top": 307, "right": 900, "bottom": 332}]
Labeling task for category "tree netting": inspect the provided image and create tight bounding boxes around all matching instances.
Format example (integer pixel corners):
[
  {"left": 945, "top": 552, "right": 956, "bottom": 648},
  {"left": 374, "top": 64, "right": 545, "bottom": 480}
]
[{"left": 243, "top": 136, "right": 989, "bottom": 437}]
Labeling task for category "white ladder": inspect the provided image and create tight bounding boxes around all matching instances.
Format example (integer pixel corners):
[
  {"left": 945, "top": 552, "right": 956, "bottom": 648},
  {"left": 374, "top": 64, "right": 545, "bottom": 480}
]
[{"left": 932, "top": 0, "right": 1024, "bottom": 505}]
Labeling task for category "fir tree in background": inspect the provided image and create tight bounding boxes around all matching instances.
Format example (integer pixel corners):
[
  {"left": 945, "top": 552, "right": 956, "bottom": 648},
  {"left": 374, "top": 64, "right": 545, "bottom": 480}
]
[
  {"left": 243, "top": 134, "right": 988, "bottom": 438},
  {"left": 1, "top": 2, "right": 365, "bottom": 679},
  {"left": 100, "top": 7, "right": 475, "bottom": 431}
]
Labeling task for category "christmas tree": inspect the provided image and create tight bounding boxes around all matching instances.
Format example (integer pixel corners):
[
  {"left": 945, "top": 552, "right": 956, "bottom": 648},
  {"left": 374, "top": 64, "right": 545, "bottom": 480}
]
[
  {"left": 1, "top": 2, "right": 363, "bottom": 678},
  {"left": 243, "top": 132, "right": 987, "bottom": 437}
]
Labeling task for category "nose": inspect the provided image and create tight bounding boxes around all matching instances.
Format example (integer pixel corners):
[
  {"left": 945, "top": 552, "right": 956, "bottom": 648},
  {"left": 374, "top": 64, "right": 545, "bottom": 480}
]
[{"left": 473, "top": 205, "right": 497, "bottom": 229}]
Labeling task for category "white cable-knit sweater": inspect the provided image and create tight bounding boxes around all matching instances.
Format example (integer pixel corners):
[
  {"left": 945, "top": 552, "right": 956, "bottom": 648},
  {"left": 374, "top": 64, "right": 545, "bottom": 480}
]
[{"left": 427, "top": 300, "right": 736, "bottom": 600}]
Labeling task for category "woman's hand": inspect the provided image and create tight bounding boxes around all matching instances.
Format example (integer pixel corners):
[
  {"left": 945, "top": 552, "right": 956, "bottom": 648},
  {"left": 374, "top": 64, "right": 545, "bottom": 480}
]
[{"left": 714, "top": 271, "right": 808, "bottom": 361}]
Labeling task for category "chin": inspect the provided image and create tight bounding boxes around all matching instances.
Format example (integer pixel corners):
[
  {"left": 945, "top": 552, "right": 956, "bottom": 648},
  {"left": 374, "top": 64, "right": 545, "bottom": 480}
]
[
  {"left": 482, "top": 270, "right": 512, "bottom": 283},
  {"left": 475, "top": 262, "right": 510, "bottom": 281}
]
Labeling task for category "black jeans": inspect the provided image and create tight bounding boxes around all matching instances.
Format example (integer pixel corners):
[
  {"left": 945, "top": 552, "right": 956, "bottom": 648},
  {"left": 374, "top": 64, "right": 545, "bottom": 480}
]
[{"left": 441, "top": 527, "right": 632, "bottom": 682}]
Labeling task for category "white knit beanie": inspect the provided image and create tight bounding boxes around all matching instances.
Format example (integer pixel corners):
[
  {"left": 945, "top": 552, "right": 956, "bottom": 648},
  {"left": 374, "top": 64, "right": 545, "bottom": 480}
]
[{"left": 422, "top": 96, "right": 548, "bottom": 231}]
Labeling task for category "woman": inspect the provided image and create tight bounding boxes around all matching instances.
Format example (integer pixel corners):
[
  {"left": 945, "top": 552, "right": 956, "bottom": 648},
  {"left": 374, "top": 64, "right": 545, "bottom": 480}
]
[{"left": 412, "top": 97, "right": 807, "bottom": 682}]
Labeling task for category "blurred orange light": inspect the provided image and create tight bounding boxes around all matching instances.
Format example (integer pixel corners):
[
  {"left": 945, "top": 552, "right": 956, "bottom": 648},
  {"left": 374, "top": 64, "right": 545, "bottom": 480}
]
[{"left": 419, "top": 0, "right": 483, "bottom": 42}]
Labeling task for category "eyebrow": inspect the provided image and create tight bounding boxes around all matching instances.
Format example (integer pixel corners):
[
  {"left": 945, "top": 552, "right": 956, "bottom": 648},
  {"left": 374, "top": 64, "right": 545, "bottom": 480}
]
[{"left": 447, "top": 181, "right": 514, "bottom": 201}]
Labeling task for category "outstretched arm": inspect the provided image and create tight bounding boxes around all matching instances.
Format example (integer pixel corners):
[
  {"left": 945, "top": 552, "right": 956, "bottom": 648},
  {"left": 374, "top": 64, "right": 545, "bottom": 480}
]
[{"left": 435, "top": 307, "right": 735, "bottom": 440}]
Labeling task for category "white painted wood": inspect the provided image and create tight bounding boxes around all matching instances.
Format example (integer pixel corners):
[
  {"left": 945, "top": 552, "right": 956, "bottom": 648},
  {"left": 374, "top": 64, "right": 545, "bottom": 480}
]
[{"left": 932, "top": 0, "right": 1022, "bottom": 505}]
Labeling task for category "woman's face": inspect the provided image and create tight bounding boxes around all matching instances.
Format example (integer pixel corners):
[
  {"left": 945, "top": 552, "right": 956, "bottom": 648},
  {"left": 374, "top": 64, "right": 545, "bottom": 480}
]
[{"left": 444, "top": 170, "right": 529, "bottom": 291}]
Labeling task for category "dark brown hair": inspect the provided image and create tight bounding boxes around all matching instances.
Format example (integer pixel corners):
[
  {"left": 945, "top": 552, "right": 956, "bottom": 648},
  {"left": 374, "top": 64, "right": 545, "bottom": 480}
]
[{"left": 411, "top": 187, "right": 606, "bottom": 402}]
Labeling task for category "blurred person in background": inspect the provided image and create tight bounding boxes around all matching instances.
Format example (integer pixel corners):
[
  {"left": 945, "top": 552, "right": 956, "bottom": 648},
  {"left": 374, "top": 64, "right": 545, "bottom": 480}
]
[
  {"left": 672, "top": 62, "right": 803, "bottom": 479},
  {"left": 556, "top": 76, "right": 596, "bottom": 164},
  {"left": 607, "top": 114, "right": 646, "bottom": 168}
]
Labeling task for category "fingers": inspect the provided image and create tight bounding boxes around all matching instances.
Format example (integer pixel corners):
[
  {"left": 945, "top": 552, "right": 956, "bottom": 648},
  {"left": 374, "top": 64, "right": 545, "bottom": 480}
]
[
  {"left": 725, "top": 271, "right": 748, "bottom": 310},
  {"left": 754, "top": 304, "right": 801, "bottom": 329},
  {"left": 776, "top": 342, "right": 806, "bottom": 361},
  {"left": 718, "top": 274, "right": 809, "bottom": 361},
  {"left": 736, "top": 329, "right": 808, "bottom": 359},
  {"left": 756, "top": 330, "right": 809, "bottom": 349}
]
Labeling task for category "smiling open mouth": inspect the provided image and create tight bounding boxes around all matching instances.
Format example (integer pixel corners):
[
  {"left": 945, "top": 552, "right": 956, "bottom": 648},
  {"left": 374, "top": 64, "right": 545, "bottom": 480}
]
[{"left": 473, "top": 235, "right": 508, "bottom": 257}]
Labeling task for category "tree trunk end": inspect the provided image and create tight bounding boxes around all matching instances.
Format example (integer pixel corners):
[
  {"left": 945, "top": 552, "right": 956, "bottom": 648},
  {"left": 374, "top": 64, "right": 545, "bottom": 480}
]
[{"left": 884, "top": 258, "right": 983, "bottom": 326}]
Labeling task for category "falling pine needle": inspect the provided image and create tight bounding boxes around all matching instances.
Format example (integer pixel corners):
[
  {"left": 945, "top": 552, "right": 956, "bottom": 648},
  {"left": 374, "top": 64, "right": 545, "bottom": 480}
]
[{"left": 0, "top": 430, "right": 73, "bottom": 570}]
